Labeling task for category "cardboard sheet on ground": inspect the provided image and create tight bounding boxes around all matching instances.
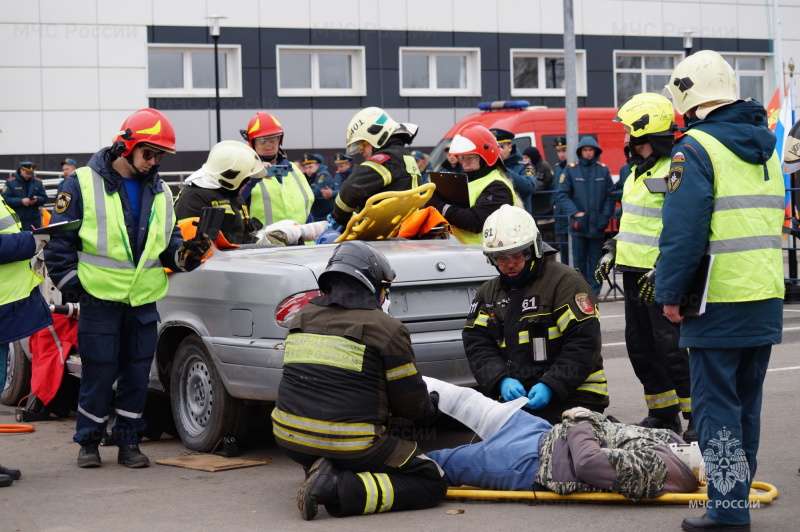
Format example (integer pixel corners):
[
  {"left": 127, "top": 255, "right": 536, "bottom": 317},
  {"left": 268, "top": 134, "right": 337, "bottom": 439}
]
[
  {"left": 156, "top": 454, "right": 272, "bottom": 472},
  {"left": 446, "top": 481, "right": 778, "bottom": 504}
]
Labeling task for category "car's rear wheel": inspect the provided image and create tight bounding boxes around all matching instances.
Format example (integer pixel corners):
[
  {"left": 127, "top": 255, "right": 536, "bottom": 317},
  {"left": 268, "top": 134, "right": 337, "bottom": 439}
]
[
  {"left": 170, "top": 335, "right": 251, "bottom": 451},
  {"left": 2, "top": 341, "right": 31, "bottom": 406}
]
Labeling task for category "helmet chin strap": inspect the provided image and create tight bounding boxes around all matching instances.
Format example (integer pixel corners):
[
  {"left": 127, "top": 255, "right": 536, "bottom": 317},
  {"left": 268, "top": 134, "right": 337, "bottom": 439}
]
[{"left": 123, "top": 153, "right": 149, "bottom": 178}]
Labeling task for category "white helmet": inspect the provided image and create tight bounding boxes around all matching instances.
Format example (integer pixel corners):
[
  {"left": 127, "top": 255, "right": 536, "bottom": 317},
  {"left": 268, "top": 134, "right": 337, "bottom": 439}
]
[
  {"left": 665, "top": 50, "right": 737, "bottom": 115},
  {"left": 345, "top": 107, "right": 401, "bottom": 155},
  {"left": 784, "top": 121, "right": 800, "bottom": 174},
  {"left": 482, "top": 205, "right": 541, "bottom": 261},
  {"left": 668, "top": 442, "right": 706, "bottom": 483},
  {"left": 202, "top": 140, "right": 267, "bottom": 191}
]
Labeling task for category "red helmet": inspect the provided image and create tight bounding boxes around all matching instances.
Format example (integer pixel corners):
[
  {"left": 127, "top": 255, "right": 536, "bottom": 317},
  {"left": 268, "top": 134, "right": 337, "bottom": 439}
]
[
  {"left": 113, "top": 108, "right": 176, "bottom": 156},
  {"left": 448, "top": 122, "right": 502, "bottom": 166},
  {"left": 240, "top": 111, "right": 284, "bottom": 147}
]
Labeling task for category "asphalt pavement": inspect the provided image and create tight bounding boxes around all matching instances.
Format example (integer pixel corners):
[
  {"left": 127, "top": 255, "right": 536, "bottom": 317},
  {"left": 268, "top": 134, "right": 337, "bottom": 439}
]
[{"left": 1, "top": 298, "right": 798, "bottom": 531}]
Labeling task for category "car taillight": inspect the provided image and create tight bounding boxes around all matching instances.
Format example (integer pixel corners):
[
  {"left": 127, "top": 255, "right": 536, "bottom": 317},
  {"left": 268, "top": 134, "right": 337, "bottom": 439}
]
[{"left": 275, "top": 290, "right": 322, "bottom": 327}]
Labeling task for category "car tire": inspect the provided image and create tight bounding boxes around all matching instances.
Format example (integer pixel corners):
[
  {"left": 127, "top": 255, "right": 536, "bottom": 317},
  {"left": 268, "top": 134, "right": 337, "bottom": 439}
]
[
  {"left": 170, "top": 335, "right": 252, "bottom": 452},
  {"left": 1, "top": 340, "right": 31, "bottom": 407}
]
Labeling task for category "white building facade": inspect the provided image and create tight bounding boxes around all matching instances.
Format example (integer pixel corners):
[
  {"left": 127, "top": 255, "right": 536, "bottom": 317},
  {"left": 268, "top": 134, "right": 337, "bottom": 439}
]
[{"left": 1, "top": 0, "right": 798, "bottom": 171}]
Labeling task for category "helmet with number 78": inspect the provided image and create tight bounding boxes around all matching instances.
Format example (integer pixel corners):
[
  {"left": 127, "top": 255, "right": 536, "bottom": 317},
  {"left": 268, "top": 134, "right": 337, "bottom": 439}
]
[
  {"left": 113, "top": 108, "right": 176, "bottom": 156},
  {"left": 482, "top": 205, "right": 542, "bottom": 263},
  {"left": 448, "top": 122, "right": 503, "bottom": 166}
]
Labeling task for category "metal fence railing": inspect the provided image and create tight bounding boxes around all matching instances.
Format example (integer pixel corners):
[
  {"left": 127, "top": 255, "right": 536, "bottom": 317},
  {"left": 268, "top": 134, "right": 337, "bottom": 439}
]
[{"left": 1, "top": 170, "right": 193, "bottom": 203}]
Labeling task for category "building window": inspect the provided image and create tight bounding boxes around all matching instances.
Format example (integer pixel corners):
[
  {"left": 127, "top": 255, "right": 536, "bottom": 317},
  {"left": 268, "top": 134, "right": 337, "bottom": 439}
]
[
  {"left": 276, "top": 46, "right": 366, "bottom": 97},
  {"left": 399, "top": 47, "right": 481, "bottom": 97},
  {"left": 510, "top": 49, "right": 587, "bottom": 97},
  {"left": 614, "top": 52, "right": 683, "bottom": 106},
  {"left": 147, "top": 44, "right": 242, "bottom": 98},
  {"left": 722, "top": 54, "right": 770, "bottom": 103}
]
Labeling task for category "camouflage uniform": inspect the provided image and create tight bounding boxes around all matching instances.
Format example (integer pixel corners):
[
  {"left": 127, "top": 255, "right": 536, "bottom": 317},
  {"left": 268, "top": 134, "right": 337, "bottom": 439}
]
[{"left": 535, "top": 411, "right": 696, "bottom": 498}]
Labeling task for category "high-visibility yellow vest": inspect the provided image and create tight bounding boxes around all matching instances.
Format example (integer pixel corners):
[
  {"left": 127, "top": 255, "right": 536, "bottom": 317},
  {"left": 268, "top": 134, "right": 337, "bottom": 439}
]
[
  {"left": 615, "top": 157, "right": 670, "bottom": 269},
  {"left": 250, "top": 163, "right": 313, "bottom": 225},
  {"left": 451, "top": 169, "right": 515, "bottom": 245},
  {"left": 686, "top": 129, "right": 785, "bottom": 303},
  {"left": 76, "top": 167, "right": 174, "bottom": 306},
  {"left": 0, "top": 196, "right": 43, "bottom": 306},
  {"left": 334, "top": 154, "right": 421, "bottom": 216}
]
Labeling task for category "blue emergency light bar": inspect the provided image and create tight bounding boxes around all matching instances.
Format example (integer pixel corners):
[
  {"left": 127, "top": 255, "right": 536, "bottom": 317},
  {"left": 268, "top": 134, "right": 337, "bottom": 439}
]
[{"left": 477, "top": 100, "right": 531, "bottom": 111}]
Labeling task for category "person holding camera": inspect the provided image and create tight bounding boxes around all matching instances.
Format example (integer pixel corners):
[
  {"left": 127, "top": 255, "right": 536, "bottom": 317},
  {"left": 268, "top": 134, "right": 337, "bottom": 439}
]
[{"left": 239, "top": 111, "right": 314, "bottom": 225}]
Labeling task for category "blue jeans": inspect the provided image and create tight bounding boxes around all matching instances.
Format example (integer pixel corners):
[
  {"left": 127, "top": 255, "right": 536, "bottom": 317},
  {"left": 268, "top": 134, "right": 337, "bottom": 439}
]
[{"left": 570, "top": 235, "right": 604, "bottom": 294}]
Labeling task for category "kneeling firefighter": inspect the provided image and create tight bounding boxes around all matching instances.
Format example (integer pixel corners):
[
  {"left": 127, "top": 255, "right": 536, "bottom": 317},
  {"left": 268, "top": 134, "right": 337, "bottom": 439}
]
[
  {"left": 272, "top": 240, "right": 446, "bottom": 520},
  {"left": 463, "top": 205, "right": 609, "bottom": 424}
]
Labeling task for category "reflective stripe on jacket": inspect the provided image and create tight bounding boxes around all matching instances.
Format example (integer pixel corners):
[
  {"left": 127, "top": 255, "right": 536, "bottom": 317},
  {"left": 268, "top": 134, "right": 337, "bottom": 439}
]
[
  {"left": 452, "top": 169, "right": 516, "bottom": 245},
  {"left": 76, "top": 167, "right": 173, "bottom": 306},
  {"left": 250, "top": 163, "right": 312, "bottom": 225},
  {"left": 0, "top": 197, "right": 43, "bottom": 306},
  {"left": 686, "top": 129, "right": 785, "bottom": 303},
  {"left": 615, "top": 157, "right": 670, "bottom": 269}
]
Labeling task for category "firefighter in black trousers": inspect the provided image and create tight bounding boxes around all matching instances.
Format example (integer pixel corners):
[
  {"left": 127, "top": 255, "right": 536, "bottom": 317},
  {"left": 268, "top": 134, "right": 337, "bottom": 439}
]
[{"left": 272, "top": 240, "right": 446, "bottom": 520}]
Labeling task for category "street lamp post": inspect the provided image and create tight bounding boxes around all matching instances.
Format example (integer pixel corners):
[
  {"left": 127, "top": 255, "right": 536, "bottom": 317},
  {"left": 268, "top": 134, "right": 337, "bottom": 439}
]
[
  {"left": 683, "top": 31, "right": 694, "bottom": 57},
  {"left": 207, "top": 15, "right": 226, "bottom": 143}
]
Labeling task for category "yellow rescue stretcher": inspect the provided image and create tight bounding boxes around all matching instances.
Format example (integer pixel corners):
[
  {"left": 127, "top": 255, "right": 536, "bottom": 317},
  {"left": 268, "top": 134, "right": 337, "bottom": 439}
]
[
  {"left": 335, "top": 183, "right": 435, "bottom": 242},
  {"left": 446, "top": 481, "right": 778, "bottom": 504}
]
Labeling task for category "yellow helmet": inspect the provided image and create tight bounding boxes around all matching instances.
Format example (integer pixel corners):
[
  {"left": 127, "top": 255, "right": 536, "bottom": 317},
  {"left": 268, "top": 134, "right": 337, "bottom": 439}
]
[
  {"left": 665, "top": 50, "right": 737, "bottom": 115},
  {"left": 345, "top": 107, "right": 400, "bottom": 155},
  {"left": 482, "top": 205, "right": 542, "bottom": 260},
  {"left": 614, "top": 93, "right": 675, "bottom": 138}
]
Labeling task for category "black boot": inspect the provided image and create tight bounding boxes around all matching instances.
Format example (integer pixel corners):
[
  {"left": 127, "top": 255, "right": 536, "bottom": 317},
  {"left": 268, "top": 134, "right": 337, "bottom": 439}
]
[
  {"left": 0, "top": 464, "right": 21, "bottom": 480},
  {"left": 0, "top": 474, "right": 12, "bottom": 487},
  {"left": 682, "top": 513, "right": 750, "bottom": 531},
  {"left": 683, "top": 419, "right": 697, "bottom": 442},
  {"left": 297, "top": 458, "right": 339, "bottom": 521},
  {"left": 117, "top": 444, "right": 150, "bottom": 468},
  {"left": 77, "top": 444, "right": 102, "bottom": 468},
  {"left": 637, "top": 414, "right": 682, "bottom": 434}
]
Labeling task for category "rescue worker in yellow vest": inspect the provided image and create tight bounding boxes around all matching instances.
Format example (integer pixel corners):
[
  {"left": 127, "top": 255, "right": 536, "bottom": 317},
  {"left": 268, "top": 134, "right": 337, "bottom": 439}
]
[
  {"left": 427, "top": 122, "right": 516, "bottom": 244},
  {"left": 464, "top": 205, "right": 609, "bottom": 424},
  {"left": 44, "top": 109, "right": 211, "bottom": 469},
  {"left": 239, "top": 111, "right": 314, "bottom": 225},
  {"left": 174, "top": 141, "right": 266, "bottom": 244},
  {"left": 0, "top": 196, "right": 52, "bottom": 487},
  {"left": 329, "top": 107, "right": 421, "bottom": 230},
  {"left": 272, "top": 241, "right": 446, "bottom": 521},
  {"left": 594, "top": 93, "right": 694, "bottom": 442},
  {"left": 656, "top": 51, "right": 785, "bottom": 532}
]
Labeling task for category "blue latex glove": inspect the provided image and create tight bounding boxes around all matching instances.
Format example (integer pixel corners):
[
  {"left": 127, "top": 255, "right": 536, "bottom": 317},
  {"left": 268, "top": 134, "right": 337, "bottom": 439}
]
[
  {"left": 499, "top": 377, "right": 526, "bottom": 402},
  {"left": 525, "top": 382, "right": 553, "bottom": 410},
  {"left": 326, "top": 213, "right": 345, "bottom": 233}
]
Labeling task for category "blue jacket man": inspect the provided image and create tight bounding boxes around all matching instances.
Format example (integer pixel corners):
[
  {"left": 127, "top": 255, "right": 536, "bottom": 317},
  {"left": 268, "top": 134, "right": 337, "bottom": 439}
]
[
  {"left": 552, "top": 138, "right": 570, "bottom": 263},
  {"left": 557, "top": 136, "right": 614, "bottom": 293},
  {"left": 491, "top": 129, "right": 534, "bottom": 213},
  {"left": 2, "top": 162, "right": 48, "bottom": 229},
  {"left": 657, "top": 51, "right": 784, "bottom": 531},
  {"left": 45, "top": 109, "right": 208, "bottom": 470},
  {"left": 302, "top": 154, "right": 336, "bottom": 221},
  {"left": 332, "top": 153, "right": 354, "bottom": 184},
  {"left": 0, "top": 195, "right": 52, "bottom": 487}
]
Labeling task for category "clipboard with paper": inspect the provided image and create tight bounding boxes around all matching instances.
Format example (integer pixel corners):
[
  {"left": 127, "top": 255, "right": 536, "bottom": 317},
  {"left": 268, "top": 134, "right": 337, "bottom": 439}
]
[{"left": 429, "top": 172, "right": 470, "bottom": 208}]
